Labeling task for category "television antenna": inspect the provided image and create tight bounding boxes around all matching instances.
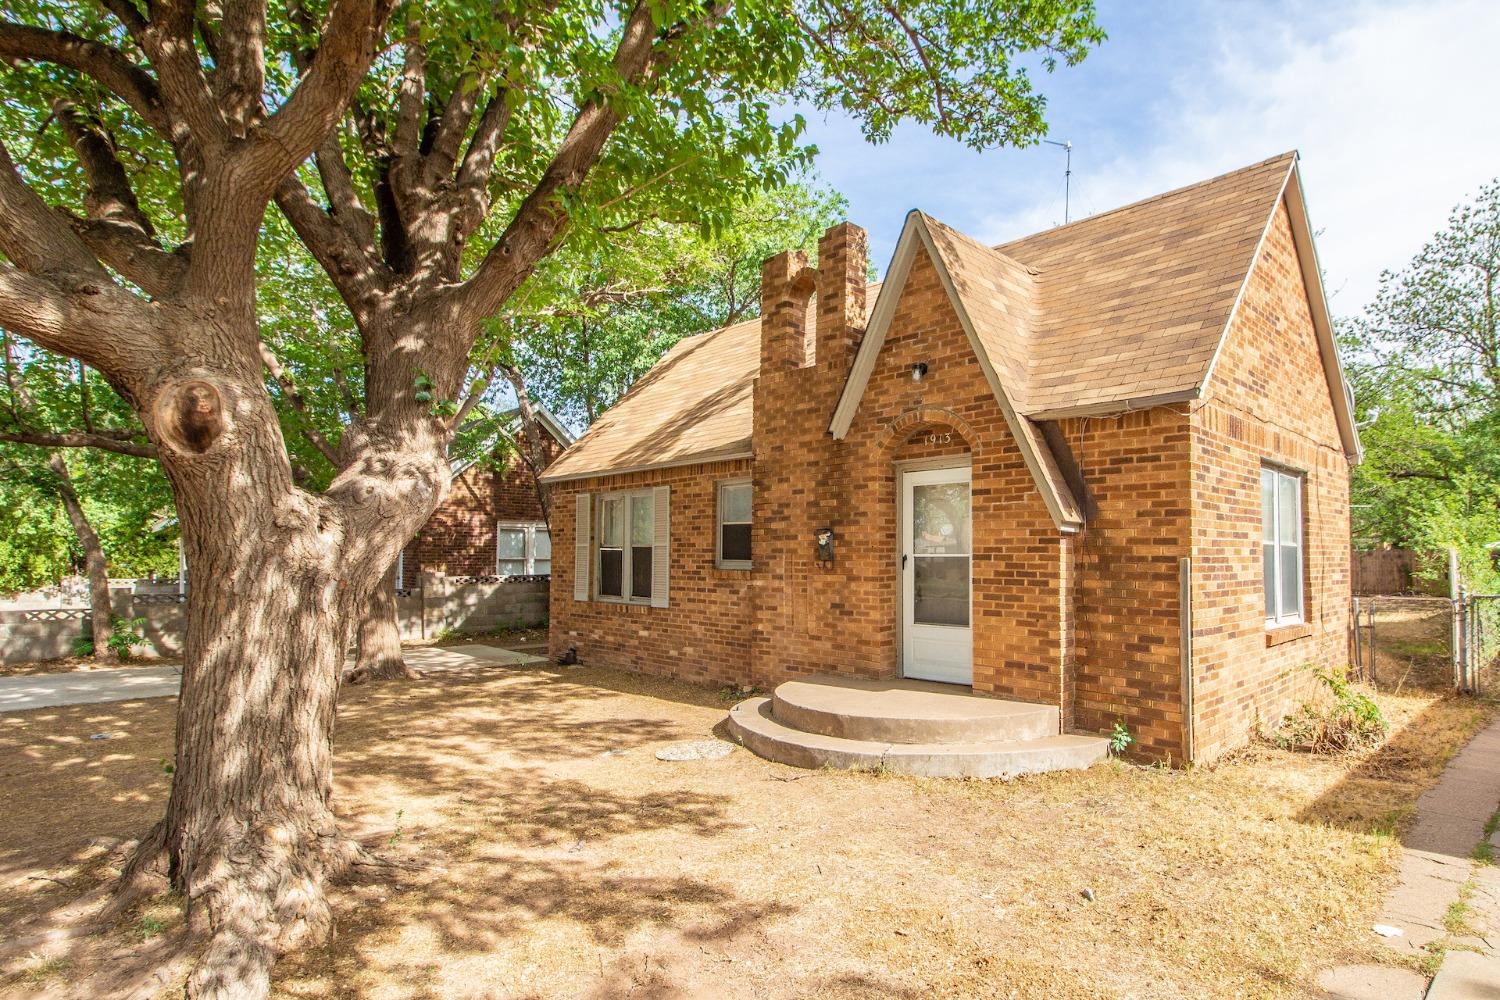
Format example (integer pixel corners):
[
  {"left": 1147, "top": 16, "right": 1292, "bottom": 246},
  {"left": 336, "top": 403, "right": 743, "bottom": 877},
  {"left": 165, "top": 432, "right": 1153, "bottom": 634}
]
[{"left": 1042, "top": 139, "right": 1073, "bottom": 224}]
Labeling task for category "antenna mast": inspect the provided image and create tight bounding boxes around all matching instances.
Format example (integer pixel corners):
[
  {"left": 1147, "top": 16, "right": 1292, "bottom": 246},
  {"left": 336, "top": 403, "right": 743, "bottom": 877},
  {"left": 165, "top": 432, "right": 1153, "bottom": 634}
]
[{"left": 1042, "top": 139, "right": 1073, "bottom": 223}]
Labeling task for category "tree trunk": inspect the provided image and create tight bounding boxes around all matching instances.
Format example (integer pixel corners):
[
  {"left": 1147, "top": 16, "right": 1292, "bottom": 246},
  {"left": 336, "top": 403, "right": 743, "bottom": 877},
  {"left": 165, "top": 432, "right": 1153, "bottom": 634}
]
[
  {"left": 112, "top": 362, "right": 450, "bottom": 999},
  {"left": 48, "top": 451, "right": 116, "bottom": 662},
  {"left": 348, "top": 562, "right": 419, "bottom": 682}
]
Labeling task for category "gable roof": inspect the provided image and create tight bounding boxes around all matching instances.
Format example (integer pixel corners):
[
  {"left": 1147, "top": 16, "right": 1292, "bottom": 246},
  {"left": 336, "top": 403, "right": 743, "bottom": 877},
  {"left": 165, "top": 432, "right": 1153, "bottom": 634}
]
[
  {"left": 539, "top": 314, "right": 764, "bottom": 482},
  {"left": 544, "top": 152, "right": 1360, "bottom": 500},
  {"left": 451, "top": 402, "right": 575, "bottom": 479}
]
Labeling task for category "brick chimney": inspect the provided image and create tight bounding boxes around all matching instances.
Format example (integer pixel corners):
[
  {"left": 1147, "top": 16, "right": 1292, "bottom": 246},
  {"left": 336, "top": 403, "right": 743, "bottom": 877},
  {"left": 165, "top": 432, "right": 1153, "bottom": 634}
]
[
  {"left": 815, "top": 223, "right": 869, "bottom": 377},
  {"left": 759, "top": 249, "right": 818, "bottom": 372}
]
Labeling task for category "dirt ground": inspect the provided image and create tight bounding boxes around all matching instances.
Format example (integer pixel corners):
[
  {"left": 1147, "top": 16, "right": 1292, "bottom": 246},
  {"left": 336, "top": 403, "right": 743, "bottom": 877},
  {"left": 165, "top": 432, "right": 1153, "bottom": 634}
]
[
  {"left": 1356, "top": 598, "right": 1456, "bottom": 691},
  {"left": 0, "top": 658, "right": 1492, "bottom": 999}
]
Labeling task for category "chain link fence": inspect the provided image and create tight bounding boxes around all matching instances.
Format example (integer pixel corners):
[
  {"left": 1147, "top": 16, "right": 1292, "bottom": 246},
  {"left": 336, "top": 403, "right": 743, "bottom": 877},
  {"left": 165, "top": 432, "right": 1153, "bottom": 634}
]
[{"left": 1352, "top": 593, "right": 1500, "bottom": 695}]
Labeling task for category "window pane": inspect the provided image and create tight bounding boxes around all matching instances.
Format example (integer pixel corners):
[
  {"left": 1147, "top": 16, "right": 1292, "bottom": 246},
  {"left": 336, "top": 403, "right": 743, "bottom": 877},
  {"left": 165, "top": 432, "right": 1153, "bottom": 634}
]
[
  {"left": 1277, "top": 473, "right": 1300, "bottom": 546},
  {"left": 498, "top": 559, "right": 525, "bottom": 577},
  {"left": 534, "top": 529, "right": 551, "bottom": 560},
  {"left": 914, "top": 556, "right": 970, "bottom": 626},
  {"left": 601, "top": 499, "right": 624, "bottom": 546},
  {"left": 631, "top": 546, "right": 653, "bottom": 598},
  {"left": 600, "top": 549, "right": 623, "bottom": 597},
  {"left": 1280, "top": 542, "right": 1301, "bottom": 619},
  {"left": 721, "top": 483, "right": 752, "bottom": 523},
  {"left": 913, "top": 482, "right": 970, "bottom": 555},
  {"left": 631, "top": 495, "right": 654, "bottom": 546},
  {"left": 1263, "top": 543, "right": 1277, "bottom": 618},
  {"left": 534, "top": 559, "right": 550, "bottom": 575},
  {"left": 497, "top": 528, "right": 525, "bottom": 559},
  {"left": 1261, "top": 468, "right": 1276, "bottom": 543},
  {"left": 722, "top": 523, "right": 752, "bottom": 562}
]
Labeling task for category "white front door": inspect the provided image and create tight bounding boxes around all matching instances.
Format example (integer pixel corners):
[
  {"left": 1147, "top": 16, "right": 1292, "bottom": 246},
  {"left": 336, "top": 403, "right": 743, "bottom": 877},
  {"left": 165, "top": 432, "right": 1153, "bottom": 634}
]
[{"left": 901, "top": 466, "right": 973, "bottom": 685}]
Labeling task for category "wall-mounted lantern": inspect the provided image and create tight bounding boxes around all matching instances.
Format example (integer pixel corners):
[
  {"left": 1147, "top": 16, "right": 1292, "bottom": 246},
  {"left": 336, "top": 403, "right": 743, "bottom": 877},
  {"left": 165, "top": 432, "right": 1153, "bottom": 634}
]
[
  {"left": 815, "top": 527, "right": 836, "bottom": 564},
  {"left": 911, "top": 362, "right": 929, "bottom": 383}
]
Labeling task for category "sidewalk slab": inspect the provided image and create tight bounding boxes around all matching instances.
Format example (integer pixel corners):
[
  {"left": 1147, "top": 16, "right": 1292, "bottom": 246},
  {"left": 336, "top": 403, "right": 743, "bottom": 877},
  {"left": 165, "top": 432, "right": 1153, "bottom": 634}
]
[
  {"left": 0, "top": 643, "right": 547, "bottom": 713},
  {"left": 1424, "top": 950, "right": 1500, "bottom": 1000}
]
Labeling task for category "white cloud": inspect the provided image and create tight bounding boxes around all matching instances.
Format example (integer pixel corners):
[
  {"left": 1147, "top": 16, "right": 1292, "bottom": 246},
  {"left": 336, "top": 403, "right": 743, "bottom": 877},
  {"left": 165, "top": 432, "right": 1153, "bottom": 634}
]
[{"left": 972, "top": 0, "right": 1500, "bottom": 315}]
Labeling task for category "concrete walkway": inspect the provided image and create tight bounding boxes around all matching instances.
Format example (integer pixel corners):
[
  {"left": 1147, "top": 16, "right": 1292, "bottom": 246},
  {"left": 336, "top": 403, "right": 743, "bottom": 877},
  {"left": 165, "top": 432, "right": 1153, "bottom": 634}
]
[
  {"left": 0, "top": 643, "right": 548, "bottom": 713},
  {"left": 1319, "top": 715, "right": 1500, "bottom": 1000}
]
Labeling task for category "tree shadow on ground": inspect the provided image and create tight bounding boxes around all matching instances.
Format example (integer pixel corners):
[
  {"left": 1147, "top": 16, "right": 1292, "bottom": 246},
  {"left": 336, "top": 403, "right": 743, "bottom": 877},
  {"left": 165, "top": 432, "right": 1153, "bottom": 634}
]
[{"left": 1294, "top": 694, "right": 1490, "bottom": 859}]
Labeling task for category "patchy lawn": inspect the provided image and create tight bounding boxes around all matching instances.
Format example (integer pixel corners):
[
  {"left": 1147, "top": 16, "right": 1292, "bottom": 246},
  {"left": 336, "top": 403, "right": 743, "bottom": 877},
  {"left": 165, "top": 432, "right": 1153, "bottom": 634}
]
[{"left": 0, "top": 662, "right": 1492, "bottom": 999}]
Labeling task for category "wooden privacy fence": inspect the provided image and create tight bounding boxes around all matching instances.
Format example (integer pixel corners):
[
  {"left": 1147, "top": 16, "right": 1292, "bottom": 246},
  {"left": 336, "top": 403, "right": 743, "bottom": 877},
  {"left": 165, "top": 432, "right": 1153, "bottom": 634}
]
[{"left": 1351, "top": 547, "right": 1449, "bottom": 596}]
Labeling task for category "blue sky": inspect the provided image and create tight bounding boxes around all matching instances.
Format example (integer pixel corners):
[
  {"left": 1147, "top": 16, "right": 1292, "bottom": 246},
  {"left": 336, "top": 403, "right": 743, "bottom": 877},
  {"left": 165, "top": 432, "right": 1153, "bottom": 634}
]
[{"left": 798, "top": 0, "right": 1500, "bottom": 316}]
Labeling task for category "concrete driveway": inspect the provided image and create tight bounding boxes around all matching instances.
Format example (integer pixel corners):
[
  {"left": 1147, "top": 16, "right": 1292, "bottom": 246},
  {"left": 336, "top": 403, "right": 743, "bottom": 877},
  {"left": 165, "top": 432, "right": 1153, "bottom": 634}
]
[{"left": 0, "top": 643, "right": 547, "bottom": 713}]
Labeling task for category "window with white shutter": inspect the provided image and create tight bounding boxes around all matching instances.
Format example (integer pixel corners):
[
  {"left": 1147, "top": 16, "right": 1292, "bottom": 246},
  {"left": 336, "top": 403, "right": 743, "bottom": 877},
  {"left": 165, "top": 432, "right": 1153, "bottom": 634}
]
[{"left": 592, "top": 487, "right": 668, "bottom": 606}]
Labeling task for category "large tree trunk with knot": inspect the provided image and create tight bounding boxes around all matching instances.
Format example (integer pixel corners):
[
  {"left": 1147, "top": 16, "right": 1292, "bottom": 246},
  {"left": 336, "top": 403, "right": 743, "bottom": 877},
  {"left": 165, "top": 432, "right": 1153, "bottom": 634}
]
[{"left": 113, "top": 360, "right": 448, "bottom": 998}]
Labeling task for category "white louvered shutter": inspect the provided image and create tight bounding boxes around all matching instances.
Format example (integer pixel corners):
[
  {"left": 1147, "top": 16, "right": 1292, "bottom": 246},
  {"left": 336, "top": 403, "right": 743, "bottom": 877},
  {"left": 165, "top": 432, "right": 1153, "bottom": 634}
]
[
  {"left": 573, "top": 492, "right": 591, "bottom": 601},
  {"left": 650, "top": 485, "right": 670, "bottom": 608}
]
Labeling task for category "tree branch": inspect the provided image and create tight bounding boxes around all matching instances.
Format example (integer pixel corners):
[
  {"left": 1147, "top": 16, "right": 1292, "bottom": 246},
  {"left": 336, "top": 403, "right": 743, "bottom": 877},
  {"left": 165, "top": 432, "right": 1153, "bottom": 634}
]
[
  {"left": 457, "top": 0, "right": 725, "bottom": 320},
  {"left": 0, "top": 21, "right": 168, "bottom": 134},
  {"left": 251, "top": 0, "right": 393, "bottom": 191},
  {"left": 259, "top": 341, "right": 341, "bottom": 466},
  {"left": 0, "top": 426, "right": 157, "bottom": 458}
]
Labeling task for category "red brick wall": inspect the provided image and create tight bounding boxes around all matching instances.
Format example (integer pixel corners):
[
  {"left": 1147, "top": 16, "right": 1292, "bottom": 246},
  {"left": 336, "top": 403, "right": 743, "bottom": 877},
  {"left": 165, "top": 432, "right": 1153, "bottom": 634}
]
[
  {"left": 1188, "top": 200, "right": 1352, "bottom": 762},
  {"left": 1056, "top": 407, "right": 1193, "bottom": 760},
  {"left": 546, "top": 459, "right": 755, "bottom": 687},
  {"left": 402, "top": 433, "right": 562, "bottom": 579}
]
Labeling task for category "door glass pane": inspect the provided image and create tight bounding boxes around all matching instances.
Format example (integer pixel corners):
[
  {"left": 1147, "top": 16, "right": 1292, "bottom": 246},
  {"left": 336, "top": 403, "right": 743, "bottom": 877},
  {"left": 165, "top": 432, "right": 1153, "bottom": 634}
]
[
  {"left": 914, "top": 556, "right": 970, "bottom": 626},
  {"left": 534, "top": 559, "right": 551, "bottom": 575},
  {"left": 721, "top": 483, "right": 752, "bottom": 523},
  {"left": 497, "top": 528, "right": 525, "bottom": 560},
  {"left": 1261, "top": 468, "right": 1276, "bottom": 542},
  {"left": 498, "top": 560, "right": 525, "bottom": 577},
  {"left": 1277, "top": 473, "right": 1299, "bottom": 546},
  {"left": 1280, "top": 542, "right": 1301, "bottom": 619},
  {"left": 631, "top": 546, "right": 653, "bottom": 599},
  {"left": 1263, "top": 543, "right": 1277, "bottom": 618},
  {"left": 912, "top": 482, "right": 970, "bottom": 555},
  {"left": 601, "top": 499, "right": 624, "bottom": 546},
  {"left": 631, "top": 495, "right": 654, "bottom": 546},
  {"left": 534, "top": 529, "right": 551, "bottom": 560}
]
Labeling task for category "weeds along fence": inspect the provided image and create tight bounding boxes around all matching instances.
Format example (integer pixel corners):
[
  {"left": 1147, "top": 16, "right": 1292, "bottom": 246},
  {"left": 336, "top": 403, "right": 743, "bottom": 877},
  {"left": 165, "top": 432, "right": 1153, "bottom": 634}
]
[{"left": 1351, "top": 593, "right": 1499, "bottom": 695}]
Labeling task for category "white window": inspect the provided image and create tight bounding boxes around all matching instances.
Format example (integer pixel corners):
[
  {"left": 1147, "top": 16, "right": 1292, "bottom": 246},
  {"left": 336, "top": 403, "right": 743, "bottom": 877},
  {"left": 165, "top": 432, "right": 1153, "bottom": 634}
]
[
  {"left": 598, "top": 492, "right": 655, "bottom": 602},
  {"left": 716, "top": 479, "right": 752, "bottom": 569},
  {"left": 496, "top": 522, "right": 551, "bottom": 577},
  {"left": 1262, "top": 465, "right": 1304, "bottom": 626}
]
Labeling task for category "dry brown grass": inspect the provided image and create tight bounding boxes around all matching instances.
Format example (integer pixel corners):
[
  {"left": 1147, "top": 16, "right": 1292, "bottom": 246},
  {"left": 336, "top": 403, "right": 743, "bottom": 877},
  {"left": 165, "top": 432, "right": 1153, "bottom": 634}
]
[{"left": 0, "top": 660, "right": 1493, "bottom": 999}]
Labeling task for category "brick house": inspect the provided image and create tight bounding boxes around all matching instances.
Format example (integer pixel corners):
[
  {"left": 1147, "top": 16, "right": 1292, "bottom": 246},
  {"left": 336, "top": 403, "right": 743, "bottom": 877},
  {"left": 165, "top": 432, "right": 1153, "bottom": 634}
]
[
  {"left": 398, "top": 407, "right": 573, "bottom": 586},
  {"left": 540, "top": 153, "right": 1360, "bottom": 764}
]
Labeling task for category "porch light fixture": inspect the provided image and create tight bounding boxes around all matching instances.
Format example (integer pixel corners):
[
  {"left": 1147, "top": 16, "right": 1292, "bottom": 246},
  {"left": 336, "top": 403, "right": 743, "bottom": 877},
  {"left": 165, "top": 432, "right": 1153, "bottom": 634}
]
[
  {"left": 911, "top": 362, "right": 928, "bottom": 382},
  {"left": 815, "top": 527, "right": 836, "bottom": 564}
]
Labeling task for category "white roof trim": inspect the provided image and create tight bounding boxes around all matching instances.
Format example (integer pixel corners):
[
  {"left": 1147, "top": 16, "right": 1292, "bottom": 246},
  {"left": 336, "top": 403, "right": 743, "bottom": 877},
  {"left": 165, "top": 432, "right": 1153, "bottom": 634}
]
[
  {"left": 539, "top": 449, "right": 754, "bottom": 485},
  {"left": 1197, "top": 156, "right": 1361, "bottom": 464},
  {"left": 829, "top": 211, "right": 1082, "bottom": 532}
]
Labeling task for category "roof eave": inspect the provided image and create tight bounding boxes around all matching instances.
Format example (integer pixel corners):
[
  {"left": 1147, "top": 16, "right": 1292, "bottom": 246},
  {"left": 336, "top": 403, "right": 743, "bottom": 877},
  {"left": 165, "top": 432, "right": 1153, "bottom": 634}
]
[{"left": 539, "top": 448, "right": 755, "bottom": 485}]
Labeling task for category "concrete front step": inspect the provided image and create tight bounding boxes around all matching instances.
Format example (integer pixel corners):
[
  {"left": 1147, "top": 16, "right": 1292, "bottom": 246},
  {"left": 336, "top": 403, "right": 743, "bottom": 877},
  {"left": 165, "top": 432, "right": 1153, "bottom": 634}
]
[
  {"left": 772, "top": 675, "right": 1059, "bottom": 743},
  {"left": 727, "top": 697, "right": 1109, "bottom": 778}
]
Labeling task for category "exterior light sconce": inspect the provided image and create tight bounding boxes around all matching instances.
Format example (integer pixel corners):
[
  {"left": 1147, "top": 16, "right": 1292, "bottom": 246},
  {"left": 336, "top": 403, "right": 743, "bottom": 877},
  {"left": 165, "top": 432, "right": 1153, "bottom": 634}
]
[
  {"left": 815, "top": 527, "right": 836, "bottom": 564},
  {"left": 911, "top": 362, "right": 929, "bottom": 382}
]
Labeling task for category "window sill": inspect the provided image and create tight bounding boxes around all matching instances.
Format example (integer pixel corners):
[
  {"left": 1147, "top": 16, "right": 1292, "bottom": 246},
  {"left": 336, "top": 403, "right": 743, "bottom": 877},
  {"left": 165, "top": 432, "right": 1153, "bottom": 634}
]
[
  {"left": 1266, "top": 623, "right": 1313, "bottom": 647},
  {"left": 715, "top": 562, "right": 753, "bottom": 572}
]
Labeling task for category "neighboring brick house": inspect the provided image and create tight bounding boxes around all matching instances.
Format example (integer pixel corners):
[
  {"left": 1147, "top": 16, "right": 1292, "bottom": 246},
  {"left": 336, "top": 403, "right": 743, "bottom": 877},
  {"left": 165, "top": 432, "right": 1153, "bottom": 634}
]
[
  {"left": 398, "top": 407, "right": 573, "bottom": 586},
  {"left": 539, "top": 153, "right": 1360, "bottom": 764}
]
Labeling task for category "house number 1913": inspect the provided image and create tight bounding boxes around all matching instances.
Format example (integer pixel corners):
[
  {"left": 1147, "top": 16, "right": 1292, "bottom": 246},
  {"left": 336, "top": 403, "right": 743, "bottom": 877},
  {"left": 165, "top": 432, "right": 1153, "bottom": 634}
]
[{"left": 926, "top": 432, "right": 953, "bottom": 446}]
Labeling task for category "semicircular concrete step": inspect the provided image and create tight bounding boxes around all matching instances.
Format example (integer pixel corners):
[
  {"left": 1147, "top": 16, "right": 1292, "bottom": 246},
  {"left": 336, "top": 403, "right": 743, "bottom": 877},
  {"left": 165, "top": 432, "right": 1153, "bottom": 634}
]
[
  {"left": 727, "top": 697, "right": 1108, "bottom": 779},
  {"left": 772, "top": 674, "right": 1059, "bottom": 744}
]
